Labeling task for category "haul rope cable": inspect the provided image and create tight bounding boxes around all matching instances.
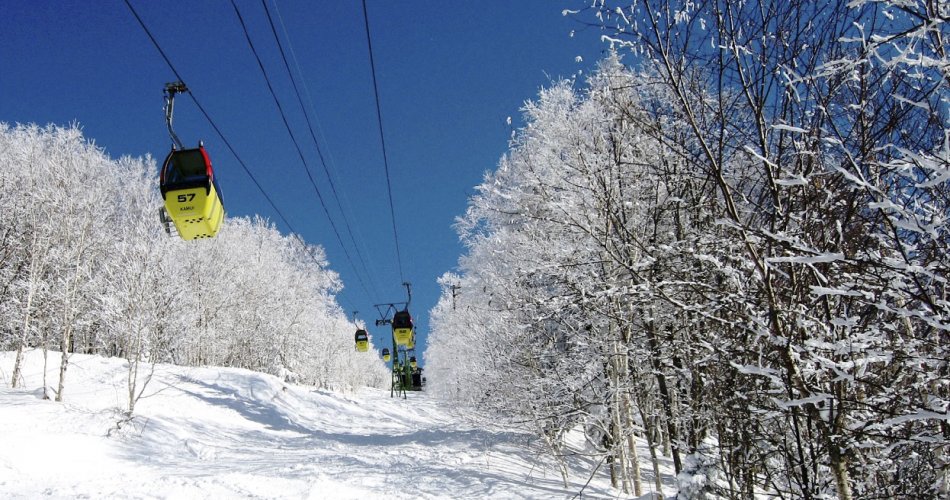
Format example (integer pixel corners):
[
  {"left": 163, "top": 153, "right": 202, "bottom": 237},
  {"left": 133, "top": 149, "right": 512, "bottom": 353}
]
[
  {"left": 260, "top": 0, "right": 383, "bottom": 301},
  {"left": 230, "top": 0, "right": 376, "bottom": 300},
  {"left": 267, "top": 0, "right": 384, "bottom": 303},
  {"left": 361, "top": 0, "right": 406, "bottom": 284}
]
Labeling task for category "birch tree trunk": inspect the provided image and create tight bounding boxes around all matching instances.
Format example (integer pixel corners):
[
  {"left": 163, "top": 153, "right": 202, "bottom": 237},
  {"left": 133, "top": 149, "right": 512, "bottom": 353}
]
[
  {"left": 10, "top": 269, "right": 38, "bottom": 388},
  {"left": 55, "top": 218, "right": 91, "bottom": 403},
  {"left": 11, "top": 196, "right": 49, "bottom": 389}
]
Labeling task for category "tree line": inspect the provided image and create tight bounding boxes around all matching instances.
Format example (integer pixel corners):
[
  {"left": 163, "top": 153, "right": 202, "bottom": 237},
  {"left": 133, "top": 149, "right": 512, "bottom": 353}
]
[
  {"left": 0, "top": 123, "right": 388, "bottom": 413},
  {"left": 425, "top": 1, "right": 948, "bottom": 498}
]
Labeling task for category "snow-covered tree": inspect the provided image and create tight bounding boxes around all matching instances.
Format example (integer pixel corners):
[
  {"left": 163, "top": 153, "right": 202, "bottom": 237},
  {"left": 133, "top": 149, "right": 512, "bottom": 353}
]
[{"left": 427, "top": 1, "right": 949, "bottom": 495}]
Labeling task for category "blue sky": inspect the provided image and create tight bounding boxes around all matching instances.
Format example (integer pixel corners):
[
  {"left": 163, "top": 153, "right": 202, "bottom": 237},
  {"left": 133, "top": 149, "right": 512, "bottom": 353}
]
[{"left": 1, "top": 1, "right": 611, "bottom": 360}]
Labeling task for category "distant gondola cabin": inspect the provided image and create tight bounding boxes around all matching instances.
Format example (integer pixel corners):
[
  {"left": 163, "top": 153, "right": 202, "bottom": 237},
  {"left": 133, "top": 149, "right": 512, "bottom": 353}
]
[
  {"left": 409, "top": 356, "right": 417, "bottom": 369},
  {"left": 381, "top": 348, "right": 391, "bottom": 362},
  {"left": 160, "top": 146, "right": 224, "bottom": 240},
  {"left": 354, "top": 329, "right": 369, "bottom": 352},
  {"left": 392, "top": 310, "right": 413, "bottom": 346}
]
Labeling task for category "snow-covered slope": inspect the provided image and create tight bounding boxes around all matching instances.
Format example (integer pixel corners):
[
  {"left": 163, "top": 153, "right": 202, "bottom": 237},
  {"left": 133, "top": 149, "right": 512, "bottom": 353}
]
[{"left": 0, "top": 351, "right": 639, "bottom": 499}]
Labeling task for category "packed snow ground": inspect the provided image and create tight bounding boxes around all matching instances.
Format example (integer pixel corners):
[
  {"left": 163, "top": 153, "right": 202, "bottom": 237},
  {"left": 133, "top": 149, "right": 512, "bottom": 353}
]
[{"left": 0, "top": 351, "right": 673, "bottom": 499}]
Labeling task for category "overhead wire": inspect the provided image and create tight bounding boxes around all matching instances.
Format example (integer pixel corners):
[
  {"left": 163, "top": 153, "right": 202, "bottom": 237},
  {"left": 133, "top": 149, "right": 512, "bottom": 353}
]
[
  {"left": 121, "top": 0, "right": 359, "bottom": 313},
  {"left": 360, "top": 0, "right": 406, "bottom": 284},
  {"left": 228, "top": 0, "right": 377, "bottom": 301},
  {"left": 268, "top": 0, "right": 384, "bottom": 305},
  {"left": 260, "top": 0, "right": 383, "bottom": 302}
]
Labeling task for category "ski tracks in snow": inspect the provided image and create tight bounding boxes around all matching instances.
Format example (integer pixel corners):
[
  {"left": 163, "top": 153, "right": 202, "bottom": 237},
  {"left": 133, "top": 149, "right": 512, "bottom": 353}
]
[{"left": 1, "top": 351, "right": 623, "bottom": 499}]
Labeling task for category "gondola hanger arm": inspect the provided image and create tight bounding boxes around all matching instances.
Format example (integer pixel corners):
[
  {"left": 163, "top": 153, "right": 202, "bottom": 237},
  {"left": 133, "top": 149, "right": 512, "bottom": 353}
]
[{"left": 164, "top": 81, "right": 188, "bottom": 150}]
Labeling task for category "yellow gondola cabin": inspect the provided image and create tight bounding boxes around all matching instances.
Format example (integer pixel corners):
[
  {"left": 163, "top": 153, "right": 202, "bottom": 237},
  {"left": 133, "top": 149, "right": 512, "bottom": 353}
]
[
  {"left": 355, "top": 329, "right": 369, "bottom": 352},
  {"left": 160, "top": 146, "right": 224, "bottom": 240},
  {"left": 392, "top": 310, "right": 413, "bottom": 346}
]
